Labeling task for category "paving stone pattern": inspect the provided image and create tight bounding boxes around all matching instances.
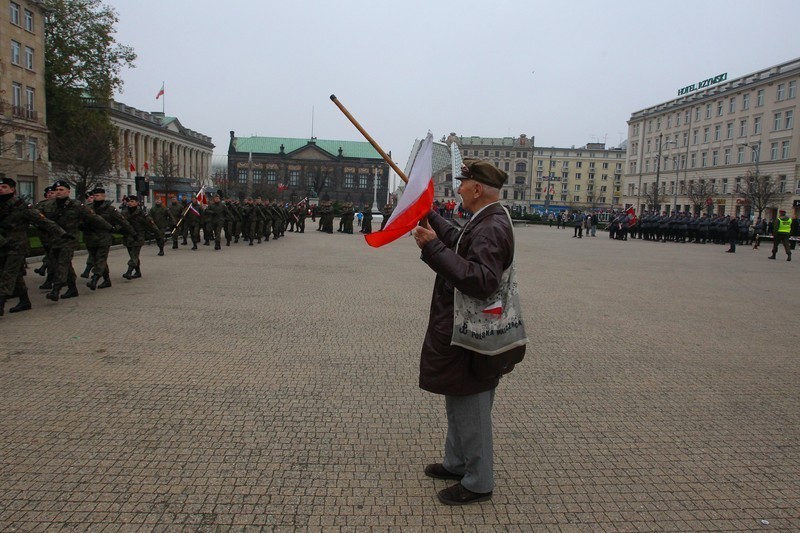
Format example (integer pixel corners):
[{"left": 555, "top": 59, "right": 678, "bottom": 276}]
[{"left": 1, "top": 225, "right": 798, "bottom": 531}]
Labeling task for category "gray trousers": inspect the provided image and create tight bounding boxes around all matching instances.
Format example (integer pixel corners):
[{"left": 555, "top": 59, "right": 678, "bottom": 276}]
[{"left": 442, "top": 388, "right": 495, "bottom": 493}]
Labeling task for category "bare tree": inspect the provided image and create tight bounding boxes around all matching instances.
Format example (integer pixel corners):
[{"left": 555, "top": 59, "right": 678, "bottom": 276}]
[
  {"left": 152, "top": 151, "right": 180, "bottom": 198},
  {"left": 685, "top": 178, "right": 716, "bottom": 215},
  {"left": 739, "top": 171, "right": 788, "bottom": 219}
]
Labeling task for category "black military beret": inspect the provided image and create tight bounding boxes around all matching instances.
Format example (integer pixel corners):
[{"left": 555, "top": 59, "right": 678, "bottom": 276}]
[
  {"left": 52, "top": 180, "right": 71, "bottom": 190},
  {"left": 0, "top": 176, "right": 16, "bottom": 187},
  {"left": 44, "top": 186, "right": 54, "bottom": 194},
  {"left": 85, "top": 191, "right": 94, "bottom": 199},
  {"left": 459, "top": 159, "right": 508, "bottom": 188},
  {"left": 92, "top": 187, "right": 106, "bottom": 195}
]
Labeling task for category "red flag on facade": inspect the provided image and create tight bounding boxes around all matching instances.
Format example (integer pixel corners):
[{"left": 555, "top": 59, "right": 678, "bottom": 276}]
[
  {"left": 144, "top": 161, "right": 149, "bottom": 171},
  {"left": 129, "top": 162, "right": 136, "bottom": 172}
]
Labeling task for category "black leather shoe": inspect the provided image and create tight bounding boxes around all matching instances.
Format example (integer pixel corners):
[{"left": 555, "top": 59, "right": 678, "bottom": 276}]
[
  {"left": 424, "top": 463, "right": 463, "bottom": 481},
  {"left": 437, "top": 483, "right": 492, "bottom": 506}
]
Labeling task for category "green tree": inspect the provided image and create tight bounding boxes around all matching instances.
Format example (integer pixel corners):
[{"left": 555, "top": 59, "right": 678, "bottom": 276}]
[{"left": 44, "top": 0, "right": 136, "bottom": 196}]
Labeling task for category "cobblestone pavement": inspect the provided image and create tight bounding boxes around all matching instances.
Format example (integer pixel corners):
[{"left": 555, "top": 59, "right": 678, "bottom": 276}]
[{"left": 1, "top": 224, "right": 798, "bottom": 532}]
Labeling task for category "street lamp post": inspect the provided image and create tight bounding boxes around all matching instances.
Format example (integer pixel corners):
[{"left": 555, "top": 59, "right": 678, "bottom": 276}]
[
  {"left": 543, "top": 153, "right": 554, "bottom": 212},
  {"left": 654, "top": 134, "right": 663, "bottom": 213},
  {"left": 672, "top": 155, "right": 680, "bottom": 212}
]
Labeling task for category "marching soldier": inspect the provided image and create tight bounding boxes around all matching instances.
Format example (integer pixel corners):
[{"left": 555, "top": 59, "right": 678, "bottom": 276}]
[
  {"left": 223, "top": 198, "right": 236, "bottom": 245},
  {"left": 295, "top": 202, "right": 306, "bottom": 233},
  {"left": 204, "top": 192, "right": 227, "bottom": 250},
  {"left": 83, "top": 188, "right": 134, "bottom": 290},
  {"left": 0, "top": 176, "right": 69, "bottom": 315},
  {"left": 39, "top": 181, "right": 112, "bottom": 302},
  {"left": 168, "top": 198, "right": 185, "bottom": 249},
  {"left": 147, "top": 198, "right": 174, "bottom": 256},
  {"left": 183, "top": 197, "right": 203, "bottom": 250},
  {"left": 339, "top": 202, "right": 354, "bottom": 233},
  {"left": 121, "top": 197, "right": 159, "bottom": 279},
  {"left": 253, "top": 197, "right": 267, "bottom": 243},
  {"left": 361, "top": 204, "right": 373, "bottom": 235},
  {"left": 241, "top": 197, "right": 255, "bottom": 245},
  {"left": 32, "top": 186, "right": 56, "bottom": 278}
]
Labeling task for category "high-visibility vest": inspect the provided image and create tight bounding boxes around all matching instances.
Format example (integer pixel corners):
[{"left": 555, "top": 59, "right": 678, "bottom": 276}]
[{"left": 777, "top": 217, "right": 792, "bottom": 233}]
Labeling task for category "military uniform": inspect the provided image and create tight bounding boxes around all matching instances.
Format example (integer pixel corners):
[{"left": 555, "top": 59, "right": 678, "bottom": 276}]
[
  {"left": 168, "top": 200, "right": 185, "bottom": 248},
  {"left": 121, "top": 200, "right": 159, "bottom": 278},
  {"left": 183, "top": 200, "right": 203, "bottom": 249},
  {"left": 40, "top": 183, "right": 112, "bottom": 301},
  {"left": 84, "top": 192, "right": 134, "bottom": 290},
  {"left": 204, "top": 196, "right": 227, "bottom": 250},
  {"left": 361, "top": 205, "right": 373, "bottom": 234},
  {"left": 381, "top": 204, "right": 393, "bottom": 231},
  {"left": 0, "top": 178, "right": 68, "bottom": 315},
  {"left": 339, "top": 202, "right": 355, "bottom": 233},
  {"left": 147, "top": 201, "right": 174, "bottom": 255}
]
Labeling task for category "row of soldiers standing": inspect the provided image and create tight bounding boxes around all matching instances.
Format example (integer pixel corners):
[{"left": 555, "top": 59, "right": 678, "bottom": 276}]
[{"left": 629, "top": 212, "right": 760, "bottom": 245}]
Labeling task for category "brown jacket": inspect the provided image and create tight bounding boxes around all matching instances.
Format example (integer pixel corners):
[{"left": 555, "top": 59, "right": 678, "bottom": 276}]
[{"left": 419, "top": 203, "right": 524, "bottom": 396}]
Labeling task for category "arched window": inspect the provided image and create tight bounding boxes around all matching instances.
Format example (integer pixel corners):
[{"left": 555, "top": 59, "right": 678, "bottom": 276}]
[{"left": 515, "top": 162, "right": 526, "bottom": 172}]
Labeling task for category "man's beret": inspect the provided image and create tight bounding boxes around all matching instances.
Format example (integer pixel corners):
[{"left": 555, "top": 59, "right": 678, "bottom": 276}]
[
  {"left": 44, "top": 186, "right": 54, "bottom": 194},
  {"left": 92, "top": 187, "right": 106, "bottom": 195},
  {"left": 0, "top": 176, "right": 16, "bottom": 187},
  {"left": 85, "top": 191, "right": 94, "bottom": 199},
  {"left": 459, "top": 159, "right": 508, "bottom": 188},
  {"left": 53, "top": 180, "right": 71, "bottom": 190}
]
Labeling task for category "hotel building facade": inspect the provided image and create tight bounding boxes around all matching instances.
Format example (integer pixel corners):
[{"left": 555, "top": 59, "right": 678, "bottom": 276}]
[{"left": 623, "top": 57, "right": 800, "bottom": 219}]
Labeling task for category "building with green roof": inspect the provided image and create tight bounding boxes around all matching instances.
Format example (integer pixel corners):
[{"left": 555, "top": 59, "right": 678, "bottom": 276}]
[{"left": 227, "top": 132, "right": 390, "bottom": 206}]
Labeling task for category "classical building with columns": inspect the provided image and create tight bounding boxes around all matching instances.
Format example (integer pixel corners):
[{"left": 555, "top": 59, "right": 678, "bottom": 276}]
[
  {"left": 623, "top": 57, "right": 799, "bottom": 219},
  {"left": 85, "top": 98, "right": 214, "bottom": 203}
]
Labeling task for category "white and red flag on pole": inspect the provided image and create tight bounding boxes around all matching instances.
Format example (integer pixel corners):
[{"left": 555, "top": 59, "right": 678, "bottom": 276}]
[
  {"left": 196, "top": 186, "right": 208, "bottom": 205},
  {"left": 156, "top": 83, "right": 165, "bottom": 100},
  {"left": 365, "top": 132, "right": 434, "bottom": 248}
]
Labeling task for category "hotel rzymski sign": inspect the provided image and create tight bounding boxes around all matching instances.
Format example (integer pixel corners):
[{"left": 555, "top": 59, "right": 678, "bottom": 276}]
[{"left": 677, "top": 73, "right": 728, "bottom": 96}]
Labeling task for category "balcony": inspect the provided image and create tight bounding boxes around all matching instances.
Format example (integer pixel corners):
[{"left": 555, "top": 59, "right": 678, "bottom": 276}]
[{"left": 11, "top": 106, "right": 38, "bottom": 122}]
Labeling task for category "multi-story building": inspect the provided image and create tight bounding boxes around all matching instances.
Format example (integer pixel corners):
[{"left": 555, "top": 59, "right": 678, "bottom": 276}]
[
  {"left": 531, "top": 143, "right": 625, "bottom": 212},
  {"left": 0, "top": 0, "right": 47, "bottom": 200},
  {"left": 443, "top": 133, "right": 535, "bottom": 211},
  {"left": 443, "top": 133, "right": 624, "bottom": 213},
  {"left": 85, "top": 98, "right": 214, "bottom": 204},
  {"left": 405, "top": 136, "right": 451, "bottom": 202},
  {"left": 624, "top": 57, "right": 800, "bottom": 219},
  {"left": 227, "top": 132, "right": 390, "bottom": 207}
]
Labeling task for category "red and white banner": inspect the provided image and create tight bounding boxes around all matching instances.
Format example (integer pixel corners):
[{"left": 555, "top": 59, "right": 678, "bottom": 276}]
[
  {"left": 196, "top": 186, "right": 208, "bottom": 206},
  {"left": 365, "top": 132, "right": 434, "bottom": 248},
  {"left": 625, "top": 206, "right": 637, "bottom": 225}
]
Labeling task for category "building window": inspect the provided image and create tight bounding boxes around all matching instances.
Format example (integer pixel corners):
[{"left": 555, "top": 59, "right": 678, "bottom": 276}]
[
  {"left": 774, "top": 112, "right": 783, "bottom": 131},
  {"left": 786, "top": 110, "right": 794, "bottom": 129},
  {"left": 10, "top": 2, "right": 20, "bottom": 25},
  {"left": 676, "top": 112, "right": 681, "bottom": 126},
  {"left": 739, "top": 119, "right": 747, "bottom": 137},
  {"left": 717, "top": 101, "right": 723, "bottom": 116},
  {"left": 712, "top": 151, "right": 718, "bottom": 166},
  {"left": 682, "top": 132, "right": 689, "bottom": 146},
  {"left": 756, "top": 89, "right": 764, "bottom": 107},
  {"left": 24, "top": 8, "right": 32, "bottom": 31},
  {"left": 11, "top": 40, "right": 21, "bottom": 65},
  {"left": 25, "top": 86, "right": 34, "bottom": 117},
  {"left": 692, "top": 130, "right": 698, "bottom": 145},
  {"left": 24, "top": 46, "right": 33, "bottom": 69},
  {"left": 504, "top": 162, "right": 509, "bottom": 171},
  {"left": 729, "top": 97, "right": 736, "bottom": 114},
  {"left": 344, "top": 173, "right": 354, "bottom": 188},
  {"left": 724, "top": 148, "right": 731, "bottom": 165},
  {"left": 737, "top": 146, "right": 745, "bottom": 164},
  {"left": 359, "top": 174, "right": 367, "bottom": 188},
  {"left": 753, "top": 116, "right": 761, "bottom": 134},
  {"left": 771, "top": 142, "right": 779, "bottom": 161},
  {"left": 515, "top": 162, "right": 526, "bottom": 172},
  {"left": 252, "top": 170, "right": 262, "bottom": 184},
  {"left": 695, "top": 107, "right": 701, "bottom": 121},
  {"left": 789, "top": 81, "right": 797, "bottom": 99},
  {"left": 574, "top": 184, "right": 580, "bottom": 192},
  {"left": 722, "top": 178, "right": 728, "bottom": 194},
  {"left": 237, "top": 169, "right": 247, "bottom": 184},
  {"left": 484, "top": 150, "right": 489, "bottom": 157},
  {"left": 777, "top": 83, "right": 785, "bottom": 101},
  {"left": 289, "top": 170, "right": 300, "bottom": 186},
  {"left": 742, "top": 93, "right": 750, "bottom": 110},
  {"left": 575, "top": 172, "right": 581, "bottom": 180},
  {"left": 726, "top": 122, "right": 733, "bottom": 139},
  {"left": 667, "top": 115, "right": 672, "bottom": 128},
  {"left": 502, "top": 189, "right": 507, "bottom": 199},
  {"left": 573, "top": 195, "right": 580, "bottom": 202},
  {"left": 782, "top": 141, "right": 790, "bottom": 159},
  {"left": 703, "top": 127, "right": 710, "bottom": 143},
  {"left": 702, "top": 152, "right": 708, "bottom": 167},
  {"left": 266, "top": 170, "right": 277, "bottom": 184},
  {"left": 12, "top": 82, "right": 21, "bottom": 109},
  {"left": 714, "top": 125, "right": 721, "bottom": 141},
  {"left": 14, "top": 134, "right": 24, "bottom": 159},
  {"left": 705, "top": 104, "right": 712, "bottom": 119}
]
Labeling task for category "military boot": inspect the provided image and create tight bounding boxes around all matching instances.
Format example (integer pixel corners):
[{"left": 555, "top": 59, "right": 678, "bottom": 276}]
[
  {"left": 97, "top": 274, "right": 112, "bottom": 289},
  {"left": 204, "top": 239, "right": 210, "bottom": 246},
  {"left": 45, "top": 284, "right": 62, "bottom": 302},
  {"left": 39, "top": 277, "right": 53, "bottom": 290},
  {"left": 172, "top": 242, "right": 179, "bottom": 249},
  {"left": 33, "top": 265, "right": 46, "bottom": 276},
  {"left": 788, "top": 253, "right": 792, "bottom": 262},
  {"left": 80, "top": 264, "right": 92, "bottom": 278},
  {"left": 122, "top": 265, "right": 134, "bottom": 280},
  {"left": 87, "top": 274, "right": 100, "bottom": 291},
  {"left": 215, "top": 242, "right": 221, "bottom": 250},
  {"left": 768, "top": 254, "right": 776, "bottom": 260},
  {"left": 9, "top": 291, "right": 32, "bottom": 313},
  {"left": 131, "top": 266, "right": 142, "bottom": 279},
  {"left": 182, "top": 238, "right": 187, "bottom": 245},
  {"left": 158, "top": 245, "right": 165, "bottom": 256},
  {"left": 226, "top": 238, "right": 231, "bottom": 246},
  {"left": 61, "top": 281, "right": 79, "bottom": 299},
  {"left": 249, "top": 239, "right": 254, "bottom": 246},
  {"left": 191, "top": 242, "right": 198, "bottom": 250}
]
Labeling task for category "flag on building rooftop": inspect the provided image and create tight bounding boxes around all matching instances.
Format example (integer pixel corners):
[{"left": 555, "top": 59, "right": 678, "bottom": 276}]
[
  {"left": 156, "top": 83, "right": 165, "bottom": 100},
  {"left": 365, "top": 132, "right": 434, "bottom": 248}
]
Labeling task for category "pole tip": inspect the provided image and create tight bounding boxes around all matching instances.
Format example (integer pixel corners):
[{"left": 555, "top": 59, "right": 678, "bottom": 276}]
[{"left": 329, "top": 94, "right": 337, "bottom": 101}]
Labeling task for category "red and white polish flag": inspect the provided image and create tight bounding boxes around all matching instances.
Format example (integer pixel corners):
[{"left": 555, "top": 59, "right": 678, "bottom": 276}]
[
  {"left": 482, "top": 301, "right": 503, "bottom": 316},
  {"left": 365, "top": 132, "right": 434, "bottom": 248},
  {"left": 196, "top": 186, "right": 208, "bottom": 206}
]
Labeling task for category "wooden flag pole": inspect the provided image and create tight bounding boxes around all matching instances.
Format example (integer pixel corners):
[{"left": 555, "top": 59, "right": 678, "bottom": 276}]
[{"left": 330, "top": 95, "right": 409, "bottom": 184}]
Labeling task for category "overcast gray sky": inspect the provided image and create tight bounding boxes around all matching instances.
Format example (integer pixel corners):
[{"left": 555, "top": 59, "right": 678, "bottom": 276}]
[{"left": 108, "top": 0, "right": 800, "bottom": 185}]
